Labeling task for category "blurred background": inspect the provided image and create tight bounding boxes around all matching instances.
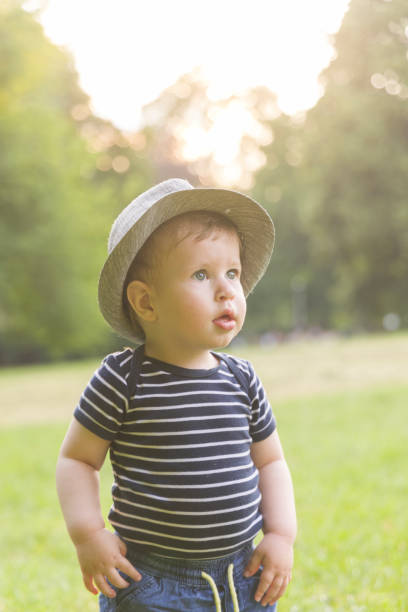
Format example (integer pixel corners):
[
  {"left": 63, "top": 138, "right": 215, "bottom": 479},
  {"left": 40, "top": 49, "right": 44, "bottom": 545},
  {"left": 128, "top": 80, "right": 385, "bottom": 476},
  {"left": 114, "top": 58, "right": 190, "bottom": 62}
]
[
  {"left": 1, "top": 0, "right": 407, "bottom": 365},
  {"left": 1, "top": 2, "right": 408, "bottom": 609}
]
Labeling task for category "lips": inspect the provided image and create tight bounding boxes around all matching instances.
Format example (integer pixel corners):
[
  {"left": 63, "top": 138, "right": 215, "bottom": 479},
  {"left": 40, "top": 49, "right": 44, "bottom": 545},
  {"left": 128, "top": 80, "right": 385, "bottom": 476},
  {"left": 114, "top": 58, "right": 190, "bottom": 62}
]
[{"left": 213, "top": 310, "right": 236, "bottom": 330}]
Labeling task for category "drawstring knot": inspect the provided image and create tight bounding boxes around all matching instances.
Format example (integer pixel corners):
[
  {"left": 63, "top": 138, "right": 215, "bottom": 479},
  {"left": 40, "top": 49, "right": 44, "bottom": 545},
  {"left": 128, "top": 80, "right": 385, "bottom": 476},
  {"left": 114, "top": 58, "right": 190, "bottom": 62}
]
[{"left": 201, "top": 563, "right": 239, "bottom": 612}]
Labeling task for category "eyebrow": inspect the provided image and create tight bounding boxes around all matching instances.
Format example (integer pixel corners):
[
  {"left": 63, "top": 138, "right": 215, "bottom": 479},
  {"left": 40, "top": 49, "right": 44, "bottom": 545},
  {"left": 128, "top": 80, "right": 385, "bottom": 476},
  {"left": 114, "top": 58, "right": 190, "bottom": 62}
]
[{"left": 190, "top": 261, "right": 242, "bottom": 270}]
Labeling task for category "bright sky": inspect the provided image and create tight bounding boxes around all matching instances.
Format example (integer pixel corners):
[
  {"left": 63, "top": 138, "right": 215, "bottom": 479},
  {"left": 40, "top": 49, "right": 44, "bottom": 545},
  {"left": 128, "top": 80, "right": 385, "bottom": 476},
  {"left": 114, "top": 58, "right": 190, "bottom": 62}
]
[{"left": 31, "top": 0, "right": 350, "bottom": 132}]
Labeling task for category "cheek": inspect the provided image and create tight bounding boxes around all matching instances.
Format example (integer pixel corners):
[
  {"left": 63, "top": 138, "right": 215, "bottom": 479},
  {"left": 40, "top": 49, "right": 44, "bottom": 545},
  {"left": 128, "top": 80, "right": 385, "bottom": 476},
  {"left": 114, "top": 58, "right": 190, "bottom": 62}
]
[
  {"left": 239, "top": 299, "right": 247, "bottom": 325},
  {"left": 171, "top": 288, "right": 206, "bottom": 317},
  {"left": 237, "top": 288, "right": 247, "bottom": 317},
  {"left": 183, "top": 292, "right": 208, "bottom": 314}
]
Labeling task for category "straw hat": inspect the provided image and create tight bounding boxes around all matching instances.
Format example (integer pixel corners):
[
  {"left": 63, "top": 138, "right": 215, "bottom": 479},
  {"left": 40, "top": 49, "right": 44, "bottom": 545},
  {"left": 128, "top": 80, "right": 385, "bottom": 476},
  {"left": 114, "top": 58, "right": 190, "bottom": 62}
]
[{"left": 98, "top": 178, "right": 274, "bottom": 343}]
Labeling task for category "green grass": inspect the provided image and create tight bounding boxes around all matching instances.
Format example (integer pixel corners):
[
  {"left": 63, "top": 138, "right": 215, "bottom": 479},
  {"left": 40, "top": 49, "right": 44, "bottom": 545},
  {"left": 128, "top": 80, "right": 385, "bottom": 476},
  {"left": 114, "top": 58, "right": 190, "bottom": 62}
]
[
  {"left": 0, "top": 423, "right": 114, "bottom": 612},
  {"left": 278, "top": 384, "right": 408, "bottom": 611},
  {"left": 0, "top": 341, "right": 407, "bottom": 610}
]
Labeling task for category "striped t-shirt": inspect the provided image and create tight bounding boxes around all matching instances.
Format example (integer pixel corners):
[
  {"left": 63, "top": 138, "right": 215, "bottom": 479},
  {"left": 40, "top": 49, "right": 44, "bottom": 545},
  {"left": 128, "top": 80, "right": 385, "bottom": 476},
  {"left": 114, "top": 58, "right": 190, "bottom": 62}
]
[{"left": 74, "top": 347, "right": 276, "bottom": 559}]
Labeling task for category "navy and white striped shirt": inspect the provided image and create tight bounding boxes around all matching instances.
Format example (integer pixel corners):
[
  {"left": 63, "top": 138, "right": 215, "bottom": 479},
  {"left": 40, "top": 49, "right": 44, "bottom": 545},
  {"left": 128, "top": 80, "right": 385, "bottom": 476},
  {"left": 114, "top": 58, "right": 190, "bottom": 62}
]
[{"left": 74, "top": 348, "right": 276, "bottom": 559}]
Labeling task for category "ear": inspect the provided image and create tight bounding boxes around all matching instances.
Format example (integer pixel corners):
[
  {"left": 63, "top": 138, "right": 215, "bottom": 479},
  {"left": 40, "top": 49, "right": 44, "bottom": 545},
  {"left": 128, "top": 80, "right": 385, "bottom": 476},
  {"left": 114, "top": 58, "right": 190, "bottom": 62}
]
[{"left": 126, "top": 280, "right": 157, "bottom": 322}]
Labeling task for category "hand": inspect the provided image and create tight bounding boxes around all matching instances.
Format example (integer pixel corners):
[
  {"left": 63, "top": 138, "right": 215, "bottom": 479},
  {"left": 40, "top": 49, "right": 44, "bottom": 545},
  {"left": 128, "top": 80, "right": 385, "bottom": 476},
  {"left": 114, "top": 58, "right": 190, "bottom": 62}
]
[
  {"left": 75, "top": 528, "right": 142, "bottom": 598},
  {"left": 244, "top": 533, "right": 293, "bottom": 606}
]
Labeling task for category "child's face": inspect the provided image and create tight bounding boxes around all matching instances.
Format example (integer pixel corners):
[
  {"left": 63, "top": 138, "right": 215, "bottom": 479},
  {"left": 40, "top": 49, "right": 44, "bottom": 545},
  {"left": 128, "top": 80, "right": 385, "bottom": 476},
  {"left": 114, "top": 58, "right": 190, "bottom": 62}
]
[{"left": 146, "top": 227, "right": 246, "bottom": 362}]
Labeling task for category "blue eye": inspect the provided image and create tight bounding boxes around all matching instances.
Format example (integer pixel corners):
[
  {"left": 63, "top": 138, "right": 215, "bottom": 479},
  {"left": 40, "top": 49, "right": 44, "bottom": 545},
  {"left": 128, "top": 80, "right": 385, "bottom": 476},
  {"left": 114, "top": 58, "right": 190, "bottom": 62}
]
[
  {"left": 193, "top": 270, "right": 207, "bottom": 281},
  {"left": 226, "top": 269, "right": 239, "bottom": 280}
]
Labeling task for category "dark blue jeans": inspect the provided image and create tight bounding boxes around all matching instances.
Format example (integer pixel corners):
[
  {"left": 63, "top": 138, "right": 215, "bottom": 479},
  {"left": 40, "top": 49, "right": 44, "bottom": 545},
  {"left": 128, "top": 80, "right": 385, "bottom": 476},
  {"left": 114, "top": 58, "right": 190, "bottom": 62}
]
[{"left": 99, "top": 542, "right": 277, "bottom": 611}]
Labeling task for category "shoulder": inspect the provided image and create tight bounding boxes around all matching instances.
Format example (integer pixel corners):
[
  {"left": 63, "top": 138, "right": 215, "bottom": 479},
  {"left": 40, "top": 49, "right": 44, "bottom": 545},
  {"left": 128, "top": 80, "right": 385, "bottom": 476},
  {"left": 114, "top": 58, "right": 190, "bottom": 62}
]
[
  {"left": 219, "top": 352, "right": 255, "bottom": 378},
  {"left": 218, "top": 352, "right": 258, "bottom": 393},
  {"left": 74, "top": 349, "right": 134, "bottom": 439},
  {"left": 100, "top": 347, "right": 134, "bottom": 385},
  {"left": 219, "top": 351, "right": 250, "bottom": 370},
  {"left": 220, "top": 352, "right": 268, "bottom": 397}
]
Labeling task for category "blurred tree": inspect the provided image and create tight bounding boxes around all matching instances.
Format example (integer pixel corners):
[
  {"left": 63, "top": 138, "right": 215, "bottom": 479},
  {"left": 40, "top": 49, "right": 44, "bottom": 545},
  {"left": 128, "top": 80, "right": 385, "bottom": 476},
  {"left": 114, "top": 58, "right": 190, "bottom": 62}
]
[
  {"left": 292, "top": 0, "right": 408, "bottom": 331},
  {"left": 0, "top": 3, "right": 152, "bottom": 363},
  {"left": 252, "top": 0, "right": 408, "bottom": 333},
  {"left": 249, "top": 115, "right": 315, "bottom": 334},
  {"left": 141, "top": 70, "right": 277, "bottom": 190}
]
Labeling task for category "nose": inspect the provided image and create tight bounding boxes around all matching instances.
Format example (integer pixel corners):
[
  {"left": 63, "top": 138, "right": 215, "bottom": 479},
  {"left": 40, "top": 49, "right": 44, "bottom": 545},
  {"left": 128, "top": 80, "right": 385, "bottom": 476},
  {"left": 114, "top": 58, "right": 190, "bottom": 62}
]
[{"left": 215, "top": 276, "right": 235, "bottom": 301}]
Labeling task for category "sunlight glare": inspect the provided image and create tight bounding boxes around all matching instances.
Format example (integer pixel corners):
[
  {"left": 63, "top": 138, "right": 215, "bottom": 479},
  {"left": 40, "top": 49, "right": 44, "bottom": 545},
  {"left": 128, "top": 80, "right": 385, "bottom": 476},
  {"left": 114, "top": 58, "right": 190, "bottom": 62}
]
[
  {"left": 27, "top": 0, "right": 351, "bottom": 186},
  {"left": 36, "top": 0, "right": 351, "bottom": 131}
]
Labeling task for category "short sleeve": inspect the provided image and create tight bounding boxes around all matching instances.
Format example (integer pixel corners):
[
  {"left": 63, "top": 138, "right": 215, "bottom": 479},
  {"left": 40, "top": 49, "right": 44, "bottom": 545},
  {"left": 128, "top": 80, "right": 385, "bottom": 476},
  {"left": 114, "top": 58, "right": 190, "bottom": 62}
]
[
  {"left": 246, "top": 361, "right": 276, "bottom": 443},
  {"left": 74, "top": 352, "right": 129, "bottom": 440}
]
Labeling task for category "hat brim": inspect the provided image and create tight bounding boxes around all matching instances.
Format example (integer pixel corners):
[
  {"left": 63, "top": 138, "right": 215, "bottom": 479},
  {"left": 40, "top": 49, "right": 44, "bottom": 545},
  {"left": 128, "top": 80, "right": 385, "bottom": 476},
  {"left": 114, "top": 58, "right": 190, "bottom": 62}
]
[{"left": 98, "top": 187, "right": 274, "bottom": 343}]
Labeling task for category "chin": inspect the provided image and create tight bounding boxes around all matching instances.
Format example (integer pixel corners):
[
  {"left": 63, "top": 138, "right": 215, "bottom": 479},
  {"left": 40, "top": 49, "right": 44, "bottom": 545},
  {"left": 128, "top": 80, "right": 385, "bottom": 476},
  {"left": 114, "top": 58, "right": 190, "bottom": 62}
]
[{"left": 212, "top": 333, "right": 236, "bottom": 350}]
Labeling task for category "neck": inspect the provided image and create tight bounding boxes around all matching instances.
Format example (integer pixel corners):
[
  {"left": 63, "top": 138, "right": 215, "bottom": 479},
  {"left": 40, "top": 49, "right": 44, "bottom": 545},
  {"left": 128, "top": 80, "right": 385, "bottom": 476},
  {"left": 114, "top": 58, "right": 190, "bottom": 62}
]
[{"left": 144, "top": 341, "right": 219, "bottom": 370}]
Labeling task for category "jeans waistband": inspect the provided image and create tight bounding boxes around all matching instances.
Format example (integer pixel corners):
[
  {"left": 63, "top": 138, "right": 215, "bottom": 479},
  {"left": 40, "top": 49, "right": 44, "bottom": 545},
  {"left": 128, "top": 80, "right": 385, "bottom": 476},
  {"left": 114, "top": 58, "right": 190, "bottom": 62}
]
[{"left": 124, "top": 542, "right": 253, "bottom": 587}]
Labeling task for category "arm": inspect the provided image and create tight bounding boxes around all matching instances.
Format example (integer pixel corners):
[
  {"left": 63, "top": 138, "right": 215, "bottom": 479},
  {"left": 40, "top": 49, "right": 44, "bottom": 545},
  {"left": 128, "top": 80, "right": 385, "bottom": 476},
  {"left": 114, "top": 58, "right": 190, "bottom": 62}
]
[
  {"left": 56, "top": 419, "right": 142, "bottom": 597},
  {"left": 245, "top": 430, "right": 297, "bottom": 606}
]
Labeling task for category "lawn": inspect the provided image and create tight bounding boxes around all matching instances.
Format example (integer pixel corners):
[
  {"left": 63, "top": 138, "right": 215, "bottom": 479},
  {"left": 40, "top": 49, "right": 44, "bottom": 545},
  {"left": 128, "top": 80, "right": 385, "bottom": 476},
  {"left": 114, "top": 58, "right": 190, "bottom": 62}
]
[{"left": 0, "top": 334, "right": 407, "bottom": 610}]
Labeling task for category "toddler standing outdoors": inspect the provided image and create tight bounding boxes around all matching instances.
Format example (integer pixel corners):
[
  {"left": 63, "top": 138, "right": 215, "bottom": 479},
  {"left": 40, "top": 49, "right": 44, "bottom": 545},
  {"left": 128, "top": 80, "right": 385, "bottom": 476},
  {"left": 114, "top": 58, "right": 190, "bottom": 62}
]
[{"left": 56, "top": 179, "right": 297, "bottom": 611}]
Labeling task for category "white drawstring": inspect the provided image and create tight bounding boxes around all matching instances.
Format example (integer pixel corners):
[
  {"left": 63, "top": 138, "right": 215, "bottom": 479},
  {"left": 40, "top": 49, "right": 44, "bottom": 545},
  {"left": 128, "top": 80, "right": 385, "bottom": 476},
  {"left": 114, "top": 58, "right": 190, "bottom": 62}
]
[{"left": 201, "top": 563, "right": 240, "bottom": 612}]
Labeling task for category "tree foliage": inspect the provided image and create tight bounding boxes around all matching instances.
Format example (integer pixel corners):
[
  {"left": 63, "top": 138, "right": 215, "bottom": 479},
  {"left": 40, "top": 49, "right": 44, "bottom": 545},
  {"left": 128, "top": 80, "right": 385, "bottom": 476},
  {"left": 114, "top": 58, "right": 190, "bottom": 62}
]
[
  {"left": 252, "top": 0, "right": 408, "bottom": 333},
  {"left": 2, "top": 0, "right": 407, "bottom": 364},
  {"left": 0, "top": 4, "right": 152, "bottom": 363},
  {"left": 299, "top": 0, "right": 408, "bottom": 330}
]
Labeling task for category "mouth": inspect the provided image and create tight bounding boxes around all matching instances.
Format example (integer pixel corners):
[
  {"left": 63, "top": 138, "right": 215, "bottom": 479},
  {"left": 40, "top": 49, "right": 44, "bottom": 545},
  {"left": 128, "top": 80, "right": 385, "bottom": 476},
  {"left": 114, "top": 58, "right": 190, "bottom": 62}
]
[{"left": 213, "top": 311, "right": 237, "bottom": 330}]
